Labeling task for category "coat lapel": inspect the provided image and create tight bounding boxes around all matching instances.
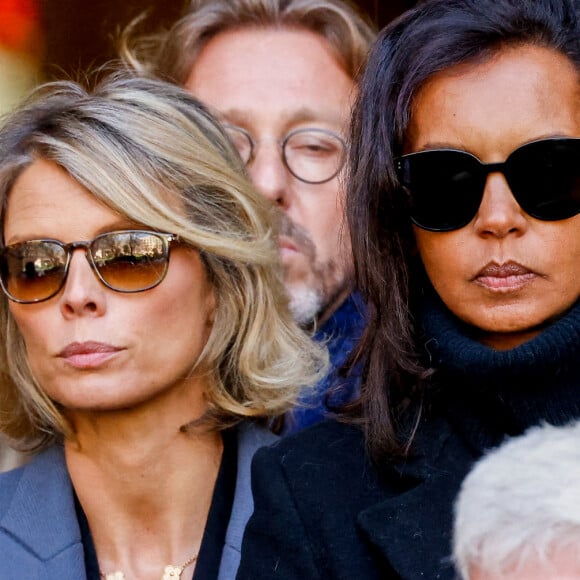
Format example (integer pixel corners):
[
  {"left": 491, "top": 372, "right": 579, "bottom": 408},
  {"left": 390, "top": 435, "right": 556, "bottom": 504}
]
[
  {"left": 218, "top": 423, "right": 277, "bottom": 580},
  {"left": 0, "top": 445, "right": 86, "bottom": 578},
  {"left": 357, "top": 419, "right": 475, "bottom": 579}
]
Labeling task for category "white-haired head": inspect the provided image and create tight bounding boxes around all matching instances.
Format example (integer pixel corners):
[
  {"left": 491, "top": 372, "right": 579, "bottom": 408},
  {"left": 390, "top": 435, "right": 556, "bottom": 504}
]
[{"left": 453, "top": 421, "right": 580, "bottom": 579}]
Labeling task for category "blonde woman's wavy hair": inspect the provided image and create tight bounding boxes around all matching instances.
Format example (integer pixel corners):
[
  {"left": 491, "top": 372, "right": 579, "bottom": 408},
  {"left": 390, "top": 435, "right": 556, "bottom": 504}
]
[
  {"left": 0, "top": 72, "right": 327, "bottom": 450},
  {"left": 121, "top": 0, "right": 376, "bottom": 84}
]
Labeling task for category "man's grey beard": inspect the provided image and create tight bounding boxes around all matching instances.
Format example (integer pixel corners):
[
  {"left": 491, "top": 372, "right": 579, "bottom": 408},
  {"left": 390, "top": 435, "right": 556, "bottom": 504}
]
[
  {"left": 278, "top": 212, "right": 349, "bottom": 327},
  {"left": 287, "top": 284, "right": 323, "bottom": 327}
]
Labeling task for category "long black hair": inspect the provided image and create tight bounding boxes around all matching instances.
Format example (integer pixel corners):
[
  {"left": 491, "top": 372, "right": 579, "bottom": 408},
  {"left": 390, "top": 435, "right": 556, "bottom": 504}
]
[{"left": 345, "top": 0, "right": 580, "bottom": 463}]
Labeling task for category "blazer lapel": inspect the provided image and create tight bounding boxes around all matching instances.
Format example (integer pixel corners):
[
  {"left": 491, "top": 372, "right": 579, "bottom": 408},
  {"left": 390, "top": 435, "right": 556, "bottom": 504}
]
[
  {"left": 0, "top": 445, "right": 86, "bottom": 578},
  {"left": 218, "top": 423, "right": 277, "bottom": 580}
]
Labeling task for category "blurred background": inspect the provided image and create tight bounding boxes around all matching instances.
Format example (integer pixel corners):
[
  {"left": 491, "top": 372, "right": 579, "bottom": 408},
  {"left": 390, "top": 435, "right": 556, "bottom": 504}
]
[
  {"left": 0, "top": 0, "right": 42, "bottom": 114},
  {"left": 0, "top": 0, "right": 416, "bottom": 115}
]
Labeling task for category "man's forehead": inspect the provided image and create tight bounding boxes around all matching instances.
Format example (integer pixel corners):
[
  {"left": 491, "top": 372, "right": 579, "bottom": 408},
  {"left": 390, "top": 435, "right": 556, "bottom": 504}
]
[
  {"left": 212, "top": 106, "right": 348, "bottom": 133},
  {"left": 184, "top": 27, "right": 355, "bottom": 130}
]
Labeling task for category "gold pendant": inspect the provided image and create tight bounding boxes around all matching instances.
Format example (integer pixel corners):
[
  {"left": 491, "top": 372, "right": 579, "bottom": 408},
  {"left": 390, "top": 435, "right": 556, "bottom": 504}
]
[
  {"left": 100, "top": 552, "right": 196, "bottom": 579},
  {"left": 162, "top": 564, "right": 186, "bottom": 579}
]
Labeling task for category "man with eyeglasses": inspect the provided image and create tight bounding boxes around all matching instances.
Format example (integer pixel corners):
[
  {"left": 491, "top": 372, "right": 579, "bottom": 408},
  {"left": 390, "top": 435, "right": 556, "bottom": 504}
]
[{"left": 125, "top": 0, "right": 375, "bottom": 433}]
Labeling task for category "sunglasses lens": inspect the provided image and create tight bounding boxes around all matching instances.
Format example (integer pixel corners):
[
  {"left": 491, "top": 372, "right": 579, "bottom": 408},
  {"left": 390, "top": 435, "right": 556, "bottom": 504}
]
[
  {"left": 506, "top": 139, "right": 580, "bottom": 221},
  {"left": 91, "top": 231, "right": 169, "bottom": 292},
  {"left": 398, "top": 150, "right": 484, "bottom": 231},
  {"left": 0, "top": 241, "right": 67, "bottom": 303}
]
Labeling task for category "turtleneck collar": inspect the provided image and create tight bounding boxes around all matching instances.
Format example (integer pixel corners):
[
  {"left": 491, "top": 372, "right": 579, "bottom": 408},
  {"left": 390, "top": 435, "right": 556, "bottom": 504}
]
[
  {"left": 419, "top": 292, "right": 580, "bottom": 449},
  {"left": 421, "top": 293, "right": 580, "bottom": 385}
]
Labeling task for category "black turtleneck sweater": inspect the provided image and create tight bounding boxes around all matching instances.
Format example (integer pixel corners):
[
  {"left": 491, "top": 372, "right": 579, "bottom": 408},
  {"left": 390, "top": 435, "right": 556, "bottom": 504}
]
[{"left": 420, "top": 294, "right": 580, "bottom": 453}]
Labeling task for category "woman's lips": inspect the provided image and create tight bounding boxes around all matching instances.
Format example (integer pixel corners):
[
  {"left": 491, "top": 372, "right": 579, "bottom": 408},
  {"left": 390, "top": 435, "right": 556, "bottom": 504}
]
[
  {"left": 473, "top": 261, "right": 538, "bottom": 291},
  {"left": 58, "top": 341, "right": 122, "bottom": 369}
]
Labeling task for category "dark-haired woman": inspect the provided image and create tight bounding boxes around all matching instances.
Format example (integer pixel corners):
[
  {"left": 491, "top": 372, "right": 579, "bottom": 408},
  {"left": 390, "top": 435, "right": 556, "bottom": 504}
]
[{"left": 237, "top": 0, "right": 580, "bottom": 578}]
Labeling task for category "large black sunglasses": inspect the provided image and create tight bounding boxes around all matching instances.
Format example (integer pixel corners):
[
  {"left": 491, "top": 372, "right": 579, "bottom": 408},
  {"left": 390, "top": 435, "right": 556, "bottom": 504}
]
[
  {"left": 0, "top": 230, "right": 179, "bottom": 304},
  {"left": 395, "top": 137, "right": 579, "bottom": 232}
]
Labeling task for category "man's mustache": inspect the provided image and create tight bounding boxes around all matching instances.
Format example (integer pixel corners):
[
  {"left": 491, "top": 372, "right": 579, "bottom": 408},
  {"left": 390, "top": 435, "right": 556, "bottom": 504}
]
[{"left": 278, "top": 214, "right": 316, "bottom": 259}]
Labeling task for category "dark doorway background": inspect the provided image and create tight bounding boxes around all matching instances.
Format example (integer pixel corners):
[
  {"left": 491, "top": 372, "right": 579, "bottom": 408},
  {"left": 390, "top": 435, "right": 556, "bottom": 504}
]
[{"left": 40, "top": 0, "right": 416, "bottom": 79}]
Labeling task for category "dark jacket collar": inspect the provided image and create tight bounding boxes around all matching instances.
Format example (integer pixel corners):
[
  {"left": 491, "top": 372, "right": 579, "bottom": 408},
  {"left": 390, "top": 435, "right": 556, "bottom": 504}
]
[{"left": 356, "top": 417, "right": 473, "bottom": 579}]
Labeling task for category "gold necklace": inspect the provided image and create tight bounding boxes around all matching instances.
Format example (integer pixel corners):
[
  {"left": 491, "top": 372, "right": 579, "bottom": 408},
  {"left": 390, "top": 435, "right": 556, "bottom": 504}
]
[{"left": 100, "top": 552, "right": 198, "bottom": 580}]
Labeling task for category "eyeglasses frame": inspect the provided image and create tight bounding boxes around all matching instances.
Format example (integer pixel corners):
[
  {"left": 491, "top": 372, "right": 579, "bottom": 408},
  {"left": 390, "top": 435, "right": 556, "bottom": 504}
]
[
  {"left": 0, "top": 230, "right": 179, "bottom": 304},
  {"left": 223, "top": 124, "right": 347, "bottom": 185}
]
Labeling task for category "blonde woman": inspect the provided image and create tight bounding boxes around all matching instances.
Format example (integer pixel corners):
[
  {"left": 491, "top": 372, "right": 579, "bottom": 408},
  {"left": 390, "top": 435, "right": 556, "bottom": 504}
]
[{"left": 0, "top": 72, "right": 325, "bottom": 580}]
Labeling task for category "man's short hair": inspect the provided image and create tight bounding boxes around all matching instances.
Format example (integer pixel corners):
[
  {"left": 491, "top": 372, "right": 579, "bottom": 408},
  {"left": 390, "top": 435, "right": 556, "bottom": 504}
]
[
  {"left": 453, "top": 421, "right": 580, "bottom": 579},
  {"left": 122, "top": 0, "right": 375, "bottom": 84}
]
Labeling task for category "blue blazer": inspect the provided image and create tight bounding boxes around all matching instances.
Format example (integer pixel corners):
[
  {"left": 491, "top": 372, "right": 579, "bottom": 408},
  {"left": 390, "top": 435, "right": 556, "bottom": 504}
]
[{"left": 0, "top": 422, "right": 275, "bottom": 579}]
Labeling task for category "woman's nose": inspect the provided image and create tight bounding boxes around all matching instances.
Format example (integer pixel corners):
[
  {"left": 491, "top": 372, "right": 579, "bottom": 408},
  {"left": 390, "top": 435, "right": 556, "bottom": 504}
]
[
  {"left": 59, "top": 250, "right": 106, "bottom": 317},
  {"left": 473, "top": 173, "right": 529, "bottom": 238}
]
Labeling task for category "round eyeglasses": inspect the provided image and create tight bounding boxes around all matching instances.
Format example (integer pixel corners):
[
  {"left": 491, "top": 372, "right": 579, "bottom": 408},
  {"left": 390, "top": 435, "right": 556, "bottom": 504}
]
[
  {"left": 223, "top": 125, "right": 347, "bottom": 184},
  {"left": 0, "top": 230, "right": 179, "bottom": 304}
]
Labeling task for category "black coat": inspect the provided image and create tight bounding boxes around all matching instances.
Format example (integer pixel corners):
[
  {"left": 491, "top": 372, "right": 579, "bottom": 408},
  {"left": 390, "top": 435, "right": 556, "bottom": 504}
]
[
  {"left": 237, "top": 418, "right": 475, "bottom": 579},
  {"left": 238, "top": 299, "right": 580, "bottom": 580}
]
